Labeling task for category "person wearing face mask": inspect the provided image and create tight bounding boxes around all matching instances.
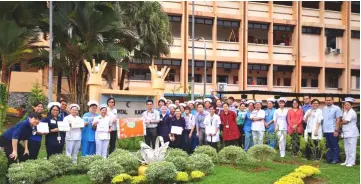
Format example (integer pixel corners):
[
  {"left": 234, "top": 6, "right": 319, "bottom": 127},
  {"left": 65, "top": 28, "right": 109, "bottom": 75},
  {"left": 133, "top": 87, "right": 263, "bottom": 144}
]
[
  {"left": 322, "top": 95, "right": 342, "bottom": 164},
  {"left": 265, "top": 98, "right": 276, "bottom": 148},
  {"left": 106, "top": 97, "right": 118, "bottom": 155},
  {"left": 250, "top": 101, "right": 265, "bottom": 145},
  {"left": 274, "top": 98, "right": 289, "bottom": 158},
  {"left": 304, "top": 99, "right": 323, "bottom": 160},
  {"left": 63, "top": 104, "right": 84, "bottom": 163},
  {"left": 243, "top": 100, "right": 254, "bottom": 151},
  {"left": 82, "top": 100, "right": 99, "bottom": 156},
  {"left": 340, "top": 97, "right": 359, "bottom": 167},
  {"left": 204, "top": 105, "right": 221, "bottom": 149},
  {"left": 183, "top": 106, "right": 195, "bottom": 154},
  {"left": 44, "top": 102, "right": 65, "bottom": 159},
  {"left": 157, "top": 105, "right": 172, "bottom": 143},
  {"left": 169, "top": 107, "right": 186, "bottom": 149},
  {"left": 93, "top": 105, "right": 112, "bottom": 159},
  {"left": 288, "top": 98, "right": 304, "bottom": 157},
  {"left": 27, "top": 102, "right": 46, "bottom": 160}
]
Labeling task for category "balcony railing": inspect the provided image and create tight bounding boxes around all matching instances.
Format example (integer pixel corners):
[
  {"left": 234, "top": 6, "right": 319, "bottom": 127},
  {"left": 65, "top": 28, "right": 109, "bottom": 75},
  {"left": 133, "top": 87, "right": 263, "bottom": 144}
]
[
  {"left": 273, "top": 4, "right": 293, "bottom": 20},
  {"left": 301, "top": 87, "right": 320, "bottom": 93},
  {"left": 170, "top": 37, "right": 182, "bottom": 55},
  {"left": 273, "top": 86, "right": 293, "bottom": 92},
  {"left": 273, "top": 45, "right": 293, "bottom": 61},
  {"left": 188, "top": 39, "right": 213, "bottom": 57},
  {"left": 248, "top": 2, "right": 269, "bottom": 18},
  {"left": 351, "top": 13, "right": 360, "bottom": 28},
  {"left": 351, "top": 89, "right": 360, "bottom": 94},
  {"left": 325, "top": 88, "right": 342, "bottom": 94},
  {"left": 302, "top": 8, "right": 320, "bottom": 23},
  {"left": 216, "top": 1, "right": 241, "bottom": 16},
  {"left": 161, "top": 1, "right": 182, "bottom": 11},
  {"left": 248, "top": 43, "right": 269, "bottom": 60},
  {"left": 189, "top": 1, "right": 213, "bottom": 13},
  {"left": 324, "top": 10, "right": 342, "bottom": 25},
  {"left": 247, "top": 85, "right": 268, "bottom": 91},
  {"left": 216, "top": 41, "right": 240, "bottom": 57}
]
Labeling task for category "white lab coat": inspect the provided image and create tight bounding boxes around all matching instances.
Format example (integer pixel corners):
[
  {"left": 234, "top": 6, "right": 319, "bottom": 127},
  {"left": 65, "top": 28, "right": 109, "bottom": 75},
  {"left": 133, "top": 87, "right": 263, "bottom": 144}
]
[
  {"left": 342, "top": 108, "right": 359, "bottom": 138},
  {"left": 203, "top": 114, "right": 221, "bottom": 143},
  {"left": 304, "top": 108, "right": 323, "bottom": 140},
  {"left": 64, "top": 115, "right": 84, "bottom": 140}
]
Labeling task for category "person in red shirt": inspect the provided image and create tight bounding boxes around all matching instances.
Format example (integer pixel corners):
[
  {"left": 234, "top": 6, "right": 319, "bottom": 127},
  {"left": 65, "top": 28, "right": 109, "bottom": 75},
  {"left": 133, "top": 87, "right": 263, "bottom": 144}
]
[
  {"left": 220, "top": 103, "right": 240, "bottom": 147},
  {"left": 287, "top": 99, "right": 304, "bottom": 156}
]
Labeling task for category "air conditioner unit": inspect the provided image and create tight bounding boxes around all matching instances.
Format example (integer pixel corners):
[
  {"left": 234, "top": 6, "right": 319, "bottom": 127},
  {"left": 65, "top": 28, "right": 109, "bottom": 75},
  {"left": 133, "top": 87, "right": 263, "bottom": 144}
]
[
  {"left": 335, "top": 48, "right": 341, "bottom": 54},
  {"left": 325, "top": 47, "right": 332, "bottom": 53},
  {"left": 217, "top": 83, "right": 228, "bottom": 92}
]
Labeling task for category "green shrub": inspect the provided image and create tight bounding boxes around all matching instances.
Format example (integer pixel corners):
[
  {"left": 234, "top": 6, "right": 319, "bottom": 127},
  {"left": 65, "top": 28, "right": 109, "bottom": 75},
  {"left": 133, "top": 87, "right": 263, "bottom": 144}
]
[
  {"left": 248, "top": 144, "right": 276, "bottom": 162},
  {"left": 112, "top": 173, "right": 132, "bottom": 184},
  {"left": 117, "top": 137, "right": 144, "bottom": 150},
  {"left": 218, "top": 146, "right": 247, "bottom": 164},
  {"left": 7, "top": 162, "right": 38, "bottom": 184},
  {"left": 109, "top": 148, "right": 132, "bottom": 158},
  {"left": 108, "top": 153, "right": 140, "bottom": 175},
  {"left": 166, "top": 156, "right": 188, "bottom": 171},
  {"left": 130, "top": 176, "right": 147, "bottom": 184},
  {"left": 175, "top": 171, "right": 189, "bottom": 183},
  {"left": 194, "top": 145, "right": 218, "bottom": 163},
  {"left": 166, "top": 148, "right": 188, "bottom": 158},
  {"left": 0, "top": 150, "right": 7, "bottom": 178},
  {"left": 28, "top": 159, "right": 56, "bottom": 182},
  {"left": 190, "top": 171, "right": 205, "bottom": 181},
  {"left": 48, "top": 154, "right": 74, "bottom": 175},
  {"left": 87, "top": 159, "right": 125, "bottom": 184},
  {"left": 186, "top": 153, "right": 214, "bottom": 175},
  {"left": 77, "top": 155, "right": 103, "bottom": 173},
  {"left": 145, "top": 161, "right": 177, "bottom": 184}
]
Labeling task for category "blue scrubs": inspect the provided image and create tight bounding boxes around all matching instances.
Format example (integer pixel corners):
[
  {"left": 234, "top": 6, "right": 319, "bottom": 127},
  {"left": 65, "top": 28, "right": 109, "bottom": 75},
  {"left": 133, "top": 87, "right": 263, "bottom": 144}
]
[
  {"left": 243, "top": 111, "right": 253, "bottom": 151},
  {"left": 82, "top": 112, "right": 98, "bottom": 156},
  {"left": 265, "top": 108, "right": 276, "bottom": 148}
]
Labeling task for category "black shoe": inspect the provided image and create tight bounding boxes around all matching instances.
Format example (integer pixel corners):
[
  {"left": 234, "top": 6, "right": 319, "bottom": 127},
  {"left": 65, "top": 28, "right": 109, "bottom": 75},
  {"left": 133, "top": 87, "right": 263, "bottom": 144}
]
[{"left": 331, "top": 161, "right": 339, "bottom": 164}]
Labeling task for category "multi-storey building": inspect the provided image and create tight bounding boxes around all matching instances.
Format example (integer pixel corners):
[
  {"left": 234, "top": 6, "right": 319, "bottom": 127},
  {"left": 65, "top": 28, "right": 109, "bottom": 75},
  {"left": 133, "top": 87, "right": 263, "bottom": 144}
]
[{"left": 8, "top": 1, "right": 360, "bottom": 101}]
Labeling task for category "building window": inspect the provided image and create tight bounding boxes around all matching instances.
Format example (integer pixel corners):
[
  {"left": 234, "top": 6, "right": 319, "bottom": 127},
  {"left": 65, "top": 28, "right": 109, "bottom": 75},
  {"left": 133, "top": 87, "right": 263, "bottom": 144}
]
[
  {"left": 247, "top": 77, "right": 253, "bottom": 85},
  {"left": 326, "top": 76, "right": 339, "bottom": 88},
  {"left": 302, "top": 27, "right": 321, "bottom": 35},
  {"left": 189, "top": 17, "right": 213, "bottom": 25},
  {"left": 129, "top": 69, "right": 151, "bottom": 80},
  {"left": 248, "top": 22, "right": 269, "bottom": 44},
  {"left": 11, "top": 64, "right": 21, "bottom": 72},
  {"left": 154, "top": 59, "right": 182, "bottom": 66},
  {"left": 325, "top": 1, "right": 342, "bottom": 11},
  {"left": 274, "top": 1, "right": 292, "bottom": 6},
  {"left": 273, "top": 25, "right": 294, "bottom": 46},
  {"left": 273, "top": 65, "right": 293, "bottom": 72},
  {"left": 274, "top": 25, "right": 293, "bottom": 32},
  {"left": 217, "top": 62, "right": 240, "bottom": 69},
  {"left": 217, "top": 19, "right": 240, "bottom": 28},
  {"left": 256, "top": 77, "right": 267, "bottom": 85},
  {"left": 168, "top": 15, "right": 181, "bottom": 22},
  {"left": 352, "top": 1, "right": 360, "bottom": 13},
  {"left": 284, "top": 78, "right": 291, "bottom": 86},
  {"left": 165, "top": 69, "right": 176, "bottom": 82},
  {"left": 248, "top": 64, "right": 269, "bottom": 71},
  {"left": 311, "top": 80, "right": 318, "bottom": 87},
  {"left": 301, "top": 79, "right": 307, "bottom": 87},
  {"left": 302, "top": 1, "right": 319, "bottom": 9},
  {"left": 217, "top": 76, "right": 228, "bottom": 83},
  {"left": 357, "top": 77, "right": 360, "bottom": 89},
  {"left": 326, "top": 36, "right": 337, "bottom": 49},
  {"left": 189, "top": 61, "right": 213, "bottom": 68},
  {"left": 207, "top": 75, "right": 212, "bottom": 83},
  {"left": 351, "top": 70, "right": 360, "bottom": 89},
  {"left": 188, "top": 74, "right": 202, "bottom": 83},
  {"left": 351, "top": 31, "right": 360, "bottom": 39}
]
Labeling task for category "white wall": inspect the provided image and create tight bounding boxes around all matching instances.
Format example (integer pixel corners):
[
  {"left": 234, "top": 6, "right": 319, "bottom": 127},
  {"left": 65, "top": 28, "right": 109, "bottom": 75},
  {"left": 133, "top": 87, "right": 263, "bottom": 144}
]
[
  {"left": 351, "top": 38, "right": 360, "bottom": 64},
  {"left": 301, "top": 34, "right": 320, "bottom": 62}
]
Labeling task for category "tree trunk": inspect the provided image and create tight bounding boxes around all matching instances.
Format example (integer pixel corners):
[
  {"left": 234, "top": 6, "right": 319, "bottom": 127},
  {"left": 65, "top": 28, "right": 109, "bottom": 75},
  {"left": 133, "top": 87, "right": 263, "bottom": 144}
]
[
  {"left": 56, "top": 71, "right": 62, "bottom": 101},
  {"left": 119, "top": 70, "right": 126, "bottom": 90}
]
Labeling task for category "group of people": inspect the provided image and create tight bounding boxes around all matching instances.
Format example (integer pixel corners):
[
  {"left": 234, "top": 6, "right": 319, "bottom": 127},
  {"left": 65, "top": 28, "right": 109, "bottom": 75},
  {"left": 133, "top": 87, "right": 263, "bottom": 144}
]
[
  {"left": 0, "top": 98, "right": 118, "bottom": 166},
  {"left": 142, "top": 94, "right": 359, "bottom": 168},
  {"left": 0, "top": 94, "right": 359, "bottom": 170}
]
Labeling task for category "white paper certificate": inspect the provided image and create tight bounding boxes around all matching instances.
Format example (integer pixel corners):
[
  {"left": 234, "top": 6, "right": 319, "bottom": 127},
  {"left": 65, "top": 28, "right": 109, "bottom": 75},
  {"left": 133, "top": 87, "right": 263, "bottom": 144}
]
[
  {"left": 97, "top": 121, "right": 109, "bottom": 132},
  {"left": 71, "top": 120, "right": 84, "bottom": 128},
  {"left": 171, "top": 126, "right": 183, "bottom": 135},
  {"left": 57, "top": 121, "right": 70, "bottom": 131},
  {"left": 205, "top": 126, "right": 216, "bottom": 135},
  {"left": 36, "top": 122, "right": 49, "bottom": 133}
]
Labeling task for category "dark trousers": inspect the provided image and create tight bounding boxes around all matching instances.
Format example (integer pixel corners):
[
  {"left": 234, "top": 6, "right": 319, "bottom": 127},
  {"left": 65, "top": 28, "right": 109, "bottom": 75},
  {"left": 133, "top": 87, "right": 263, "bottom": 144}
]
[
  {"left": 28, "top": 139, "right": 41, "bottom": 160},
  {"left": 46, "top": 143, "right": 64, "bottom": 159},
  {"left": 324, "top": 133, "right": 340, "bottom": 162},
  {"left": 305, "top": 133, "right": 321, "bottom": 160},
  {"left": 237, "top": 125, "right": 244, "bottom": 148},
  {"left": 183, "top": 129, "right": 192, "bottom": 154},
  {"left": 291, "top": 133, "right": 301, "bottom": 156},
  {"left": 109, "top": 130, "right": 117, "bottom": 154},
  {"left": 207, "top": 141, "right": 218, "bottom": 150},
  {"left": 170, "top": 134, "right": 182, "bottom": 149},
  {"left": 144, "top": 128, "right": 157, "bottom": 149},
  {"left": 224, "top": 139, "right": 238, "bottom": 147}
]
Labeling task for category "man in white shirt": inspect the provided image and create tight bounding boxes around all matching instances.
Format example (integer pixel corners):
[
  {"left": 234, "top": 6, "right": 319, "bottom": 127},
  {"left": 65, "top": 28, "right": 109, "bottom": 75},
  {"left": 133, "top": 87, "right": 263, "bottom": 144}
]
[
  {"left": 204, "top": 106, "right": 221, "bottom": 149},
  {"left": 142, "top": 99, "right": 160, "bottom": 149},
  {"left": 250, "top": 101, "right": 266, "bottom": 145}
]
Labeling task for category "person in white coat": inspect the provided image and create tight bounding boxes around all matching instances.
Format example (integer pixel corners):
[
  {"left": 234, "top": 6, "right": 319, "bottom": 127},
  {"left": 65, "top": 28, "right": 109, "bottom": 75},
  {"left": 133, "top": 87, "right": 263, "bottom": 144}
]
[
  {"left": 203, "top": 105, "right": 221, "bottom": 150},
  {"left": 303, "top": 99, "right": 323, "bottom": 160},
  {"left": 274, "top": 98, "right": 288, "bottom": 158},
  {"left": 340, "top": 97, "right": 359, "bottom": 167},
  {"left": 93, "top": 104, "right": 112, "bottom": 159},
  {"left": 250, "top": 101, "right": 266, "bottom": 145},
  {"left": 64, "top": 104, "right": 84, "bottom": 163}
]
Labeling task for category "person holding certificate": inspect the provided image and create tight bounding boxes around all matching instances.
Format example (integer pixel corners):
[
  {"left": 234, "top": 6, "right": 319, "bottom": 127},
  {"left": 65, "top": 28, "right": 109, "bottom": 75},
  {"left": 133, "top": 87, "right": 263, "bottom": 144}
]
[
  {"left": 203, "top": 106, "right": 221, "bottom": 150},
  {"left": 93, "top": 104, "right": 112, "bottom": 159},
  {"left": 28, "top": 101, "right": 46, "bottom": 160},
  {"left": 82, "top": 100, "right": 99, "bottom": 156},
  {"left": 63, "top": 104, "right": 84, "bottom": 163},
  {"left": 44, "top": 102, "right": 65, "bottom": 159},
  {"left": 107, "top": 97, "right": 118, "bottom": 155},
  {"left": 169, "top": 108, "right": 185, "bottom": 149}
]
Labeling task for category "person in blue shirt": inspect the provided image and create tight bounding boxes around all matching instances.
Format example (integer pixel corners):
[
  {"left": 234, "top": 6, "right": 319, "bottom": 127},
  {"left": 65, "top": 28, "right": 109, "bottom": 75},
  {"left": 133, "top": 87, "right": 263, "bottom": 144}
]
[
  {"left": 0, "top": 112, "right": 42, "bottom": 165},
  {"left": 82, "top": 100, "right": 99, "bottom": 156},
  {"left": 322, "top": 95, "right": 342, "bottom": 164},
  {"left": 301, "top": 94, "right": 312, "bottom": 129},
  {"left": 264, "top": 98, "right": 276, "bottom": 148},
  {"left": 27, "top": 101, "right": 46, "bottom": 160},
  {"left": 243, "top": 100, "right": 254, "bottom": 151},
  {"left": 44, "top": 102, "right": 65, "bottom": 159},
  {"left": 156, "top": 97, "right": 170, "bottom": 115},
  {"left": 59, "top": 99, "right": 69, "bottom": 120},
  {"left": 187, "top": 101, "right": 197, "bottom": 115}
]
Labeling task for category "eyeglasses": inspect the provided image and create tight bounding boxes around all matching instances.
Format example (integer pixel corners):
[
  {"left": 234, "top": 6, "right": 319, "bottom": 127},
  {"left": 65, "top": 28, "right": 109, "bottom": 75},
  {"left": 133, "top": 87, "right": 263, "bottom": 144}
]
[{"left": 147, "top": 104, "right": 152, "bottom": 105}]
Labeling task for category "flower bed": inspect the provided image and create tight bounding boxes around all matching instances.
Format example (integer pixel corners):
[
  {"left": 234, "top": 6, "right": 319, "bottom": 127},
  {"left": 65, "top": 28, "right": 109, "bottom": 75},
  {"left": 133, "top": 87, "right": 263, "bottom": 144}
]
[{"left": 274, "top": 165, "right": 321, "bottom": 184}]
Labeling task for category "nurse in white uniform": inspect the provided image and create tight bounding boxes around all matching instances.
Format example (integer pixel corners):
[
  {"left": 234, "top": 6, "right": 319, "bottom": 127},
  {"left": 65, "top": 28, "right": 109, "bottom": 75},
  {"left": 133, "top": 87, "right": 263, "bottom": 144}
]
[
  {"left": 64, "top": 104, "right": 84, "bottom": 163},
  {"left": 274, "top": 98, "right": 289, "bottom": 158},
  {"left": 93, "top": 104, "right": 112, "bottom": 159},
  {"left": 340, "top": 97, "right": 359, "bottom": 167}
]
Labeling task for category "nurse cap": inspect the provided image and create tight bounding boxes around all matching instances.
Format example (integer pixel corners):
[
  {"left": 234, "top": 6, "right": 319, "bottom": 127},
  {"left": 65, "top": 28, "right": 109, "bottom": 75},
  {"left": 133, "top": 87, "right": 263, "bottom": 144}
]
[
  {"left": 267, "top": 98, "right": 275, "bottom": 103},
  {"left": 255, "top": 100, "right": 263, "bottom": 105},
  {"left": 277, "top": 97, "right": 287, "bottom": 103},
  {"left": 87, "top": 100, "right": 99, "bottom": 107},
  {"left": 204, "top": 98, "right": 212, "bottom": 103},
  {"left": 167, "top": 99, "right": 173, "bottom": 103},
  {"left": 99, "top": 104, "right": 108, "bottom": 110},
  {"left": 47, "top": 102, "right": 61, "bottom": 109},
  {"left": 69, "top": 104, "right": 80, "bottom": 110},
  {"left": 179, "top": 103, "right": 186, "bottom": 107},
  {"left": 246, "top": 100, "right": 255, "bottom": 105},
  {"left": 159, "top": 97, "right": 166, "bottom": 102},
  {"left": 187, "top": 100, "right": 195, "bottom": 104},
  {"left": 343, "top": 97, "right": 355, "bottom": 103},
  {"left": 168, "top": 104, "right": 177, "bottom": 109},
  {"left": 195, "top": 99, "right": 203, "bottom": 103}
]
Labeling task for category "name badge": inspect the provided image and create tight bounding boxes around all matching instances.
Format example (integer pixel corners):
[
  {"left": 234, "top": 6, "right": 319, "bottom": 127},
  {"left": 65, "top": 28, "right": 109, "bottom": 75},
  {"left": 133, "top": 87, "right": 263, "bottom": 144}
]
[
  {"left": 57, "top": 136, "right": 61, "bottom": 141},
  {"left": 265, "top": 113, "right": 269, "bottom": 116},
  {"left": 51, "top": 120, "right": 56, "bottom": 124},
  {"left": 226, "top": 125, "right": 230, "bottom": 129}
]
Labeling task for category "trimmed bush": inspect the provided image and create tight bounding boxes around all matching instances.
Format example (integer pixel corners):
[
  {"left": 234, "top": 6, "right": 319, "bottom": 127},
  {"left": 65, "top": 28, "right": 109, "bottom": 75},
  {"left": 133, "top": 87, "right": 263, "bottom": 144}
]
[
  {"left": 77, "top": 155, "right": 103, "bottom": 173},
  {"left": 166, "top": 156, "right": 188, "bottom": 171},
  {"left": 28, "top": 159, "right": 57, "bottom": 182},
  {"left": 218, "top": 146, "right": 247, "bottom": 164},
  {"left": 175, "top": 172, "right": 189, "bottom": 183},
  {"left": 108, "top": 153, "right": 140, "bottom": 175},
  {"left": 130, "top": 176, "right": 147, "bottom": 184},
  {"left": 0, "top": 150, "right": 7, "bottom": 178},
  {"left": 145, "top": 161, "right": 177, "bottom": 184},
  {"left": 109, "top": 148, "right": 132, "bottom": 159},
  {"left": 87, "top": 159, "right": 125, "bottom": 184},
  {"left": 186, "top": 153, "right": 214, "bottom": 175},
  {"left": 194, "top": 145, "right": 218, "bottom": 163},
  {"left": 166, "top": 148, "right": 188, "bottom": 158},
  {"left": 112, "top": 173, "right": 132, "bottom": 184},
  {"left": 48, "top": 154, "right": 74, "bottom": 175},
  {"left": 248, "top": 144, "right": 276, "bottom": 162},
  {"left": 190, "top": 171, "right": 205, "bottom": 182}
]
